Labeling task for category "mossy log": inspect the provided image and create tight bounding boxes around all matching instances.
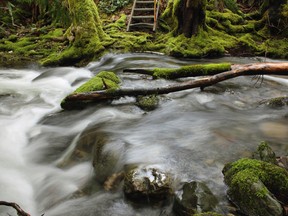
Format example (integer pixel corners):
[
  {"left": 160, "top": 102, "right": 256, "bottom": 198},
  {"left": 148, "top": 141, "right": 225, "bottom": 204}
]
[
  {"left": 62, "top": 62, "right": 288, "bottom": 108},
  {"left": 124, "top": 63, "right": 232, "bottom": 79}
]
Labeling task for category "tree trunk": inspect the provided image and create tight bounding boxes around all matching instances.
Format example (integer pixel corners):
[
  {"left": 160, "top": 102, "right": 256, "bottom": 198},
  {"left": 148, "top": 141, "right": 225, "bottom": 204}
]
[
  {"left": 161, "top": 0, "right": 207, "bottom": 37},
  {"left": 176, "top": 0, "right": 207, "bottom": 37},
  {"left": 42, "top": 0, "right": 112, "bottom": 66},
  {"left": 267, "top": 0, "right": 288, "bottom": 35}
]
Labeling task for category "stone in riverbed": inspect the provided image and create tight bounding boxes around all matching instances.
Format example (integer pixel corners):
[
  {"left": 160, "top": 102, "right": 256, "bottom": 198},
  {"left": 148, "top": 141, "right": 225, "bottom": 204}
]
[
  {"left": 123, "top": 166, "right": 173, "bottom": 204},
  {"left": 222, "top": 158, "right": 288, "bottom": 216},
  {"left": 173, "top": 181, "right": 218, "bottom": 216}
]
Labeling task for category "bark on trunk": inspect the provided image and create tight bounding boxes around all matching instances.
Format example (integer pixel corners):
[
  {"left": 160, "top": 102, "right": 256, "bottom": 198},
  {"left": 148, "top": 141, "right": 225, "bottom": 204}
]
[
  {"left": 267, "top": 0, "right": 288, "bottom": 35},
  {"left": 161, "top": 0, "right": 207, "bottom": 37},
  {"left": 176, "top": 0, "right": 207, "bottom": 37}
]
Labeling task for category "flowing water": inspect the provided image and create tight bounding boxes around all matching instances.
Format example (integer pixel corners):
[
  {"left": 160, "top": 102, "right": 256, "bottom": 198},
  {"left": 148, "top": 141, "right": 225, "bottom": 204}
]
[{"left": 0, "top": 53, "right": 287, "bottom": 216}]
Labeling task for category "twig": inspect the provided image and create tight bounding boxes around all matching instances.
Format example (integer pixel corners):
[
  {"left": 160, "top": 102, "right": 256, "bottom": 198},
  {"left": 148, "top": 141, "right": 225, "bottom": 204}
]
[{"left": 0, "top": 201, "right": 31, "bottom": 216}]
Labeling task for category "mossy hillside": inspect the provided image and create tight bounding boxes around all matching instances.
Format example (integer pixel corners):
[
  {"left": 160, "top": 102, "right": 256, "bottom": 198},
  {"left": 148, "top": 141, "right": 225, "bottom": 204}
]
[
  {"left": 0, "top": 28, "right": 67, "bottom": 66},
  {"left": 223, "top": 158, "right": 288, "bottom": 206},
  {"left": 41, "top": 0, "right": 114, "bottom": 66},
  {"left": 74, "top": 71, "right": 120, "bottom": 93},
  {"left": 103, "top": 14, "right": 154, "bottom": 53},
  {"left": 151, "top": 62, "right": 231, "bottom": 79}
]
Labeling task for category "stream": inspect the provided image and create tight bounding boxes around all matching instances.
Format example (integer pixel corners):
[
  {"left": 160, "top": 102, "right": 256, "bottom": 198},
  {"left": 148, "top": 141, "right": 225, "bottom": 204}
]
[{"left": 0, "top": 53, "right": 287, "bottom": 216}]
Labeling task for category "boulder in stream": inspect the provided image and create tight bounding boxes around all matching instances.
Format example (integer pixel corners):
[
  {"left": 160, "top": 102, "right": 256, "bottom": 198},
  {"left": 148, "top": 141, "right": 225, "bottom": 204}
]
[
  {"left": 123, "top": 166, "right": 174, "bottom": 204},
  {"left": 222, "top": 158, "right": 288, "bottom": 216},
  {"left": 252, "top": 141, "right": 277, "bottom": 164},
  {"left": 173, "top": 181, "right": 218, "bottom": 216}
]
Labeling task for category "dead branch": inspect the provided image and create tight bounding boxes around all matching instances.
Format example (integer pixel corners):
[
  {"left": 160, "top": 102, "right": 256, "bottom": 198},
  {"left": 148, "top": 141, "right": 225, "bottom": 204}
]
[
  {"left": 0, "top": 201, "right": 31, "bottom": 216},
  {"left": 62, "top": 62, "right": 288, "bottom": 107}
]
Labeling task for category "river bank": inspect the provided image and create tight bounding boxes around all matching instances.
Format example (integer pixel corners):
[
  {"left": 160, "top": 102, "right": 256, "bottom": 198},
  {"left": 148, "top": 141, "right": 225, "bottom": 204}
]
[{"left": 0, "top": 1, "right": 287, "bottom": 68}]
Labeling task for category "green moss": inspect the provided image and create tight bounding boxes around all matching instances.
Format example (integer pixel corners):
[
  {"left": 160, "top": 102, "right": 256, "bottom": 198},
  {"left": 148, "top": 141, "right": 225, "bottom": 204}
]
[
  {"left": 152, "top": 63, "right": 231, "bottom": 79},
  {"left": 253, "top": 141, "right": 277, "bottom": 164},
  {"left": 266, "top": 96, "right": 288, "bottom": 108},
  {"left": 43, "top": 28, "right": 64, "bottom": 38},
  {"left": 261, "top": 38, "right": 288, "bottom": 59},
  {"left": 207, "top": 10, "right": 244, "bottom": 25},
  {"left": 74, "top": 71, "right": 120, "bottom": 93},
  {"left": 136, "top": 95, "right": 159, "bottom": 111},
  {"left": 223, "top": 158, "right": 288, "bottom": 205}
]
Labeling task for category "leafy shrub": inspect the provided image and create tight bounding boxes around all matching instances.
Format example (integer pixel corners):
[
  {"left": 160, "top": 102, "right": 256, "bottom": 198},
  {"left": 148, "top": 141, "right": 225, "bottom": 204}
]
[{"left": 98, "top": 0, "right": 133, "bottom": 14}]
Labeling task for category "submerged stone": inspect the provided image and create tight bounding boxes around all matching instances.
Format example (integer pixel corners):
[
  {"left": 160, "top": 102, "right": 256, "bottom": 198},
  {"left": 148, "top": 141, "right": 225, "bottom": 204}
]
[
  {"left": 266, "top": 96, "right": 288, "bottom": 108},
  {"left": 222, "top": 158, "right": 288, "bottom": 216},
  {"left": 123, "top": 166, "right": 173, "bottom": 204},
  {"left": 173, "top": 181, "right": 218, "bottom": 216},
  {"left": 252, "top": 141, "right": 277, "bottom": 164}
]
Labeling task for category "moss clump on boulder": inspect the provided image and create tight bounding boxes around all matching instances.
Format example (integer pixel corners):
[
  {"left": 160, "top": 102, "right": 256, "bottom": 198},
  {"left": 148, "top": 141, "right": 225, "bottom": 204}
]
[
  {"left": 223, "top": 158, "right": 288, "bottom": 216},
  {"left": 152, "top": 63, "right": 231, "bottom": 79}
]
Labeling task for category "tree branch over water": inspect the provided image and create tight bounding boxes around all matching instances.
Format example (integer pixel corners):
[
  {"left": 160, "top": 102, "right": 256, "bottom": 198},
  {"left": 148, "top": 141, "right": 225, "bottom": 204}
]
[
  {"left": 63, "top": 62, "right": 288, "bottom": 105},
  {"left": 0, "top": 201, "right": 31, "bottom": 216}
]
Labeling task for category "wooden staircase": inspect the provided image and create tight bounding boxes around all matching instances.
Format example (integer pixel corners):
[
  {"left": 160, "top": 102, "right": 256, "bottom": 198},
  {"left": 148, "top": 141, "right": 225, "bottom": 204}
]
[{"left": 127, "top": 0, "right": 160, "bottom": 32}]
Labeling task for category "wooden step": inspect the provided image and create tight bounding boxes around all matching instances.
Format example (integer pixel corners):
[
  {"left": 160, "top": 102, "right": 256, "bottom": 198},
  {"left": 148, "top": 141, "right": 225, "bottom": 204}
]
[
  {"left": 129, "top": 23, "right": 154, "bottom": 27},
  {"left": 132, "top": 15, "right": 154, "bottom": 19},
  {"left": 134, "top": 8, "right": 154, "bottom": 11},
  {"left": 127, "top": 0, "right": 160, "bottom": 32},
  {"left": 136, "top": 1, "right": 154, "bottom": 4}
]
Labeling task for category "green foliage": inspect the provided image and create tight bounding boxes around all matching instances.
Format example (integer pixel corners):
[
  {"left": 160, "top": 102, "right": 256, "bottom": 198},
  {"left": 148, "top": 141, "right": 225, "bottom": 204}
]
[
  {"left": 98, "top": 0, "right": 133, "bottom": 14},
  {"left": 11, "top": 0, "right": 70, "bottom": 26}
]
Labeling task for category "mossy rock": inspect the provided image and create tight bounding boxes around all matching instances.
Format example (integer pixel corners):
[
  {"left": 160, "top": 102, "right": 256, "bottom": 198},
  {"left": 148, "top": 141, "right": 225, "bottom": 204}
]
[
  {"left": 222, "top": 158, "right": 288, "bottom": 216},
  {"left": 252, "top": 141, "right": 277, "bottom": 164},
  {"left": 173, "top": 181, "right": 218, "bottom": 216},
  {"left": 136, "top": 95, "right": 159, "bottom": 111},
  {"left": 265, "top": 96, "right": 288, "bottom": 108}
]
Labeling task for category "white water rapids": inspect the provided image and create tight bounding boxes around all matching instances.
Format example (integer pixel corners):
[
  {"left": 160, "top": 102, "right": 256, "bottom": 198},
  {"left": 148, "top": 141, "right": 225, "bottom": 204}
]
[{"left": 0, "top": 54, "right": 287, "bottom": 216}]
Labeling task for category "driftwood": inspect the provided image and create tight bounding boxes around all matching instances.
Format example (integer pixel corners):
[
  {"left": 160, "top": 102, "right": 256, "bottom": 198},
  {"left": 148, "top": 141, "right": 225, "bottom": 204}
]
[
  {"left": 0, "top": 201, "right": 31, "bottom": 216},
  {"left": 64, "top": 63, "right": 288, "bottom": 104}
]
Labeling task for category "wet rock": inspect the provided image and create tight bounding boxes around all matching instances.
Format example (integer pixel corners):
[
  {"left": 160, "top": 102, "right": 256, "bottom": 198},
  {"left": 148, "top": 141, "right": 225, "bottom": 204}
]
[
  {"left": 136, "top": 95, "right": 159, "bottom": 111},
  {"left": 276, "top": 156, "right": 288, "bottom": 170},
  {"left": 92, "top": 131, "right": 125, "bottom": 183},
  {"left": 173, "top": 181, "right": 218, "bottom": 216},
  {"left": 123, "top": 166, "right": 173, "bottom": 204},
  {"left": 265, "top": 96, "right": 288, "bottom": 108},
  {"left": 252, "top": 141, "right": 277, "bottom": 164},
  {"left": 222, "top": 158, "right": 288, "bottom": 216}
]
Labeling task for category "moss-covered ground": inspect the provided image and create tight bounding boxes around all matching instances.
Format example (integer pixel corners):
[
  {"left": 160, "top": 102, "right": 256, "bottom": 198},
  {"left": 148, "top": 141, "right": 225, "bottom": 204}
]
[{"left": 0, "top": 0, "right": 287, "bottom": 67}]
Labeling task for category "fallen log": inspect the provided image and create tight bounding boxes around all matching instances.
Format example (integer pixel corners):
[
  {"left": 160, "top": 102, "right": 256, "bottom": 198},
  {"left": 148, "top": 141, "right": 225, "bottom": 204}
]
[
  {"left": 62, "top": 62, "right": 288, "bottom": 109},
  {"left": 0, "top": 201, "right": 31, "bottom": 216},
  {"left": 123, "top": 62, "right": 232, "bottom": 79}
]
